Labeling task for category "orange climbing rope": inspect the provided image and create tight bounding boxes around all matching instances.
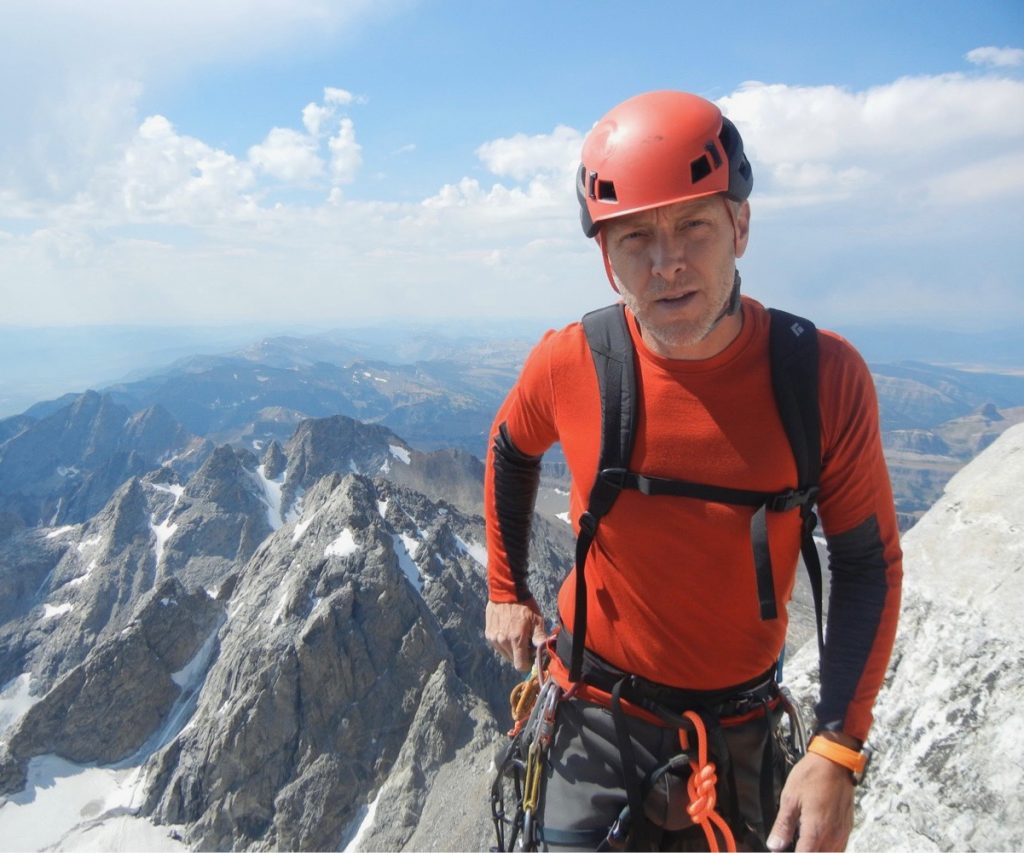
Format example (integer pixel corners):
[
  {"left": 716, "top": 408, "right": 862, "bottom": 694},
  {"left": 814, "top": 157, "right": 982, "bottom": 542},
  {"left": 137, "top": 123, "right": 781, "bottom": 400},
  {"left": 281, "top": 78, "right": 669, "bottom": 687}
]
[{"left": 679, "top": 710, "right": 737, "bottom": 853}]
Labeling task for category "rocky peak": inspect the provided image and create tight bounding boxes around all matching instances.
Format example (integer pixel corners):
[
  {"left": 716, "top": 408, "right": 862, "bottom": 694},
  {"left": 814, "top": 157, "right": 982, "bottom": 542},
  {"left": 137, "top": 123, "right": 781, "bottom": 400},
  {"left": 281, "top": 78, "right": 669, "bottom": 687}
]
[
  {"left": 154, "top": 445, "right": 272, "bottom": 592},
  {"left": 978, "top": 401, "right": 1004, "bottom": 422},
  {"left": 184, "top": 445, "right": 262, "bottom": 513},
  {"left": 136, "top": 468, "right": 531, "bottom": 850},
  {"left": 284, "top": 415, "right": 396, "bottom": 485},
  {"left": 260, "top": 440, "right": 287, "bottom": 480},
  {"left": 782, "top": 422, "right": 1024, "bottom": 851},
  {"left": 123, "top": 404, "right": 193, "bottom": 459},
  {"left": 99, "top": 477, "right": 153, "bottom": 554}
]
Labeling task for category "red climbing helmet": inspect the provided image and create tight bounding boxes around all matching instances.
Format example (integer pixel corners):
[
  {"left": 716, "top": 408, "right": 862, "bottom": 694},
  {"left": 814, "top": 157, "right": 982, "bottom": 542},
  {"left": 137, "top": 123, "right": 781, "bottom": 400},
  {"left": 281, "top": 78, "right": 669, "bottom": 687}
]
[{"left": 576, "top": 91, "right": 753, "bottom": 238}]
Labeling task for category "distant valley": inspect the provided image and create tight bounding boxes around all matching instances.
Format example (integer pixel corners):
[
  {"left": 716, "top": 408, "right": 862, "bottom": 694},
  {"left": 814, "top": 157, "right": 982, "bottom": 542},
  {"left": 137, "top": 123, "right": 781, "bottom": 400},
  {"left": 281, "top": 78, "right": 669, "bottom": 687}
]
[{"left": 6, "top": 324, "right": 1024, "bottom": 533}]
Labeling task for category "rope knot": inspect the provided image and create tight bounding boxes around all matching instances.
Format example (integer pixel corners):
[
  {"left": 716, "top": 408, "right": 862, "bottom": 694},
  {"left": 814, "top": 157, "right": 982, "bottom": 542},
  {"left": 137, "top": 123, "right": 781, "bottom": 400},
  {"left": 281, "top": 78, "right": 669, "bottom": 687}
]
[{"left": 686, "top": 762, "right": 719, "bottom": 820}]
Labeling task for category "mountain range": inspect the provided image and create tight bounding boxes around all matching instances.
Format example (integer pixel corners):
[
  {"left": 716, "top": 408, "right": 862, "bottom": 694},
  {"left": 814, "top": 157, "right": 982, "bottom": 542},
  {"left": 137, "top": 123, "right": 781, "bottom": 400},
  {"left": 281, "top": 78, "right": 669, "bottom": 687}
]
[
  {"left": 7, "top": 325, "right": 1024, "bottom": 532},
  {"left": 0, "top": 324, "right": 1022, "bottom": 850},
  {"left": 0, "top": 400, "right": 570, "bottom": 849}
]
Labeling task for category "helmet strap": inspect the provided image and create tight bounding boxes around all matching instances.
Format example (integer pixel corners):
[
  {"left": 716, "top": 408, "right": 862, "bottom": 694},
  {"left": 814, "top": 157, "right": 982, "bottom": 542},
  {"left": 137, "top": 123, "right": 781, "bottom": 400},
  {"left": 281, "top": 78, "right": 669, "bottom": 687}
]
[
  {"left": 709, "top": 194, "right": 745, "bottom": 327},
  {"left": 597, "top": 233, "right": 620, "bottom": 293},
  {"left": 707, "top": 269, "right": 742, "bottom": 332}
]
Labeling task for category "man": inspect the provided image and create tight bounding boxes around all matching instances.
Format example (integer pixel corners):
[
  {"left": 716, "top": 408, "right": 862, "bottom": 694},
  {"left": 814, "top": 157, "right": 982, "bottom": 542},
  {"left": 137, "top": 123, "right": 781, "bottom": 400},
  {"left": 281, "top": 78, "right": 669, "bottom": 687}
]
[{"left": 485, "top": 91, "right": 902, "bottom": 851}]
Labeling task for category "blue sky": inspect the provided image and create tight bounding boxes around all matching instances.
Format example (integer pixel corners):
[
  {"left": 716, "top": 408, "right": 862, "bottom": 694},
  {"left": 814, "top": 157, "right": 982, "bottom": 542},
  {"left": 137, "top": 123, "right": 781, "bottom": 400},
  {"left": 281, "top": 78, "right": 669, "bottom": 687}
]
[{"left": 1, "top": 0, "right": 1022, "bottom": 332}]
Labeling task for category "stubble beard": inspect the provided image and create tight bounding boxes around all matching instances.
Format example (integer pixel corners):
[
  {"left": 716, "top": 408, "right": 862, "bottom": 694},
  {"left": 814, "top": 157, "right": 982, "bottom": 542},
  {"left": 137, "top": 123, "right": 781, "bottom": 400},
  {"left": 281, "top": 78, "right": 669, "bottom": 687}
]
[{"left": 620, "top": 267, "right": 736, "bottom": 354}]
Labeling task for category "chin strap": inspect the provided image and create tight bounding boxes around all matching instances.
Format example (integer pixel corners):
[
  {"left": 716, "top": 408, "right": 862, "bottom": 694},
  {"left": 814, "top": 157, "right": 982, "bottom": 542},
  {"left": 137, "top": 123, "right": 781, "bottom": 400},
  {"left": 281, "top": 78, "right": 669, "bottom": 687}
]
[
  {"left": 597, "top": 233, "right": 620, "bottom": 293},
  {"left": 704, "top": 268, "right": 742, "bottom": 335}
]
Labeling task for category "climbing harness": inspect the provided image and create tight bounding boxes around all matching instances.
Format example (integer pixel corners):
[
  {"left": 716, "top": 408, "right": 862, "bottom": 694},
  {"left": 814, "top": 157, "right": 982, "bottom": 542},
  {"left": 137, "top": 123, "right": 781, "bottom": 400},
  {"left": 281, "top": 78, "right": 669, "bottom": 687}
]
[{"left": 491, "top": 634, "right": 810, "bottom": 851}]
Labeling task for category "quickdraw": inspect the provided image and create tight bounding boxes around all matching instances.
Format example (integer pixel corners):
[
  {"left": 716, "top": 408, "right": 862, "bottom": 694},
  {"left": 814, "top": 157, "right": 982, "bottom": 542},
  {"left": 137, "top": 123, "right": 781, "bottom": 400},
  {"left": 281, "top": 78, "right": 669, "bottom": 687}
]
[{"left": 491, "top": 643, "right": 564, "bottom": 852}]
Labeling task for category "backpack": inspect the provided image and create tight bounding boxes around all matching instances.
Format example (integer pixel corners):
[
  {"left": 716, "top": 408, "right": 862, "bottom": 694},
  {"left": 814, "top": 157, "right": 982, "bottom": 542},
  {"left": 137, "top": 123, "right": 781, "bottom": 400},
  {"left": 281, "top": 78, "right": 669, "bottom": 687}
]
[{"left": 569, "top": 303, "right": 824, "bottom": 683}]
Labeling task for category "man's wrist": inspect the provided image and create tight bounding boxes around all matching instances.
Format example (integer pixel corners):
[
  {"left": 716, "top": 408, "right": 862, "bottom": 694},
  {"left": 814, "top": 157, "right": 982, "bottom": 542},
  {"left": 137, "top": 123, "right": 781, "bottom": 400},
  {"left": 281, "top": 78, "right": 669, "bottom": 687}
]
[
  {"left": 807, "top": 734, "right": 872, "bottom": 784},
  {"left": 813, "top": 718, "right": 863, "bottom": 750}
]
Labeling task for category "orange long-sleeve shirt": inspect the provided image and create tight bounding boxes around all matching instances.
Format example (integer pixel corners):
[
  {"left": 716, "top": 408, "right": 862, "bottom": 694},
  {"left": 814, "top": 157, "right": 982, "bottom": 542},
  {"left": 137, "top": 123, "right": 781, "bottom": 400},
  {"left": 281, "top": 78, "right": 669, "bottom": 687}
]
[{"left": 485, "top": 297, "right": 902, "bottom": 740}]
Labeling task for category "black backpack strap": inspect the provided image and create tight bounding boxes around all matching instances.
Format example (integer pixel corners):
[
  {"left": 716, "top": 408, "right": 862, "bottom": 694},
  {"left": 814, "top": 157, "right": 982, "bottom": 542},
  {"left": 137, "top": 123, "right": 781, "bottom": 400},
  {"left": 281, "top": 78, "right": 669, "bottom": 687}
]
[
  {"left": 574, "top": 304, "right": 637, "bottom": 681},
  {"left": 768, "top": 309, "right": 824, "bottom": 659}
]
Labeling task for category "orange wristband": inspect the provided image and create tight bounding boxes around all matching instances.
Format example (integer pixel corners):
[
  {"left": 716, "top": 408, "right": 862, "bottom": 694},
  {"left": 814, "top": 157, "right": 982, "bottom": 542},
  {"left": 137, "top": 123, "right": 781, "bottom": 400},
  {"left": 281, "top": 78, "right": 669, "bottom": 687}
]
[{"left": 807, "top": 735, "right": 868, "bottom": 776}]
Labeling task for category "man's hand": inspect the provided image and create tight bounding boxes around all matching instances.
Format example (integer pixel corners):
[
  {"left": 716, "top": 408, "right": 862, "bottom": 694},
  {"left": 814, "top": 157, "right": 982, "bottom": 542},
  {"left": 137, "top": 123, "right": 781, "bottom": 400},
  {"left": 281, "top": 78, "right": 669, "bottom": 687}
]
[
  {"left": 767, "top": 751, "right": 855, "bottom": 852},
  {"left": 485, "top": 599, "right": 548, "bottom": 671}
]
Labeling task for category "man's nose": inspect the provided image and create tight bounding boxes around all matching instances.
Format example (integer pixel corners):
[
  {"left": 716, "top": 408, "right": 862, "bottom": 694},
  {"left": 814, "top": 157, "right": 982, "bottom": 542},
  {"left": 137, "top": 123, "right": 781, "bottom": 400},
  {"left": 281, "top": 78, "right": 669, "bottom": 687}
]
[{"left": 651, "top": 232, "right": 686, "bottom": 280}]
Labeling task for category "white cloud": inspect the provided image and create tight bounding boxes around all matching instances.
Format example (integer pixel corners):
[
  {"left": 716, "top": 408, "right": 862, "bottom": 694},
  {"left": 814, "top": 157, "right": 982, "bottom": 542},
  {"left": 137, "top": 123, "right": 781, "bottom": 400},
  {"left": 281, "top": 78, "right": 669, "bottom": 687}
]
[
  {"left": 328, "top": 118, "right": 363, "bottom": 185},
  {"left": 925, "top": 150, "right": 1024, "bottom": 202},
  {"left": 302, "top": 102, "right": 333, "bottom": 137},
  {"left": 325, "top": 87, "right": 365, "bottom": 107},
  {"left": 476, "top": 125, "right": 582, "bottom": 181},
  {"left": 249, "top": 127, "right": 324, "bottom": 183},
  {"left": 2, "top": 66, "right": 1023, "bottom": 331},
  {"left": 718, "top": 74, "right": 1024, "bottom": 209},
  {"left": 92, "top": 114, "right": 257, "bottom": 222},
  {"left": 0, "top": 1, "right": 387, "bottom": 204},
  {"left": 966, "top": 46, "right": 1024, "bottom": 68}
]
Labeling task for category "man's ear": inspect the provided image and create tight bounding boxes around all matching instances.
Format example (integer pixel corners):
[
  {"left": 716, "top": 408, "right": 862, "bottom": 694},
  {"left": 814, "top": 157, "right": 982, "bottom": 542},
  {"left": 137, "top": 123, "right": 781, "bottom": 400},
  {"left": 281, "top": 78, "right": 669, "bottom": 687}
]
[{"left": 734, "top": 200, "right": 751, "bottom": 258}]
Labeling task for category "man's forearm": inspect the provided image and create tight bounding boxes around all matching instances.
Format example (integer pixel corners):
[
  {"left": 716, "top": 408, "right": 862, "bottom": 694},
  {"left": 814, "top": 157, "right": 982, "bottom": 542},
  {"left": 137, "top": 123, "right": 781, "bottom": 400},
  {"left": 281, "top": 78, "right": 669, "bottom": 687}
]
[{"left": 486, "top": 421, "right": 543, "bottom": 602}]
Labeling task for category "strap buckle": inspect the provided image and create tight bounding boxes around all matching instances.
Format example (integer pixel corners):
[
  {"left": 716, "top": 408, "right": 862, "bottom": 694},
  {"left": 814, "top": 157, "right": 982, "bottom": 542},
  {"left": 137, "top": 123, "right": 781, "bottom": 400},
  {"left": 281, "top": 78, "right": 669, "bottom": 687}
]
[
  {"left": 587, "top": 468, "right": 629, "bottom": 518},
  {"left": 766, "top": 485, "right": 819, "bottom": 513},
  {"left": 596, "top": 467, "right": 629, "bottom": 489}
]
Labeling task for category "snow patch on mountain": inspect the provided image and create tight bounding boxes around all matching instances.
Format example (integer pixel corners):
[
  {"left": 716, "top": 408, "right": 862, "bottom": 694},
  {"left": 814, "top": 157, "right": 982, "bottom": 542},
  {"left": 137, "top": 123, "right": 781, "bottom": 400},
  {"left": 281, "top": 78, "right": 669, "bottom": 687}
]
[
  {"left": 45, "top": 525, "right": 76, "bottom": 539},
  {"left": 68, "top": 560, "right": 97, "bottom": 587},
  {"left": 291, "top": 507, "right": 318, "bottom": 543},
  {"left": 389, "top": 444, "right": 411, "bottom": 465},
  {"left": 325, "top": 528, "right": 359, "bottom": 558},
  {"left": 150, "top": 514, "right": 178, "bottom": 566},
  {"left": 171, "top": 628, "right": 219, "bottom": 690},
  {"left": 341, "top": 787, "right": 384, "bottom": 852},
  {"left": 454, "top": 534, "right": 487, "bottom": 568},
  {"left": 42, "top": 602, "right": 74, "bottom": 619},
  {"left": 392, "top": 533, "right": 424, "bottom": 593},
  {"left": 253, "top": 464, "right": 286, "bottom": 530},
  {"left": 0, "top": 754, "right": 188, "bottom": 852},
  {"left": 76, "top": 534, "right": 102, "bottom": 552},
  {"left": 150, "top": 482, "right": 185, "bottom": 504},
  {"left": 0, "top": 674, "right": 36, "bottom": 736}
]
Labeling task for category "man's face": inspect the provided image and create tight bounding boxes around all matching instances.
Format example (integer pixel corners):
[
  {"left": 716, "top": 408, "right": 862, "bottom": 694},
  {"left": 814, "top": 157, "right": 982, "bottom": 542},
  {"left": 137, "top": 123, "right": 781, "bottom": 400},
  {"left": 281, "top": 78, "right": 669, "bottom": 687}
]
[{"left": 602, "top": 195, "right": 750, "bottom": 359}]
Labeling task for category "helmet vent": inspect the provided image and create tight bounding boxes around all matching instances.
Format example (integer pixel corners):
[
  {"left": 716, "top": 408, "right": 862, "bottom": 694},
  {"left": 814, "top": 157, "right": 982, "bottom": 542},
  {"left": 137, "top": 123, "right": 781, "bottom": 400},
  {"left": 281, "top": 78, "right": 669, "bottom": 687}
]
[
  {"left": 690, "top": 154, "right": 713, "bottom": 184},
  {"left": 597, "top": 180, "right": 617, "bottom": 202}
]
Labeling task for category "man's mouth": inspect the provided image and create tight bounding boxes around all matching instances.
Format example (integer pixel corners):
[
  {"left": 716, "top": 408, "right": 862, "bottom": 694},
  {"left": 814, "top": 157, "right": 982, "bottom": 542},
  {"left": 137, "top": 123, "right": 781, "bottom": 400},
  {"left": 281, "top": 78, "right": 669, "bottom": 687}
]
[{"left": 655, "top": 290, "right": 698, "bottom": 306}]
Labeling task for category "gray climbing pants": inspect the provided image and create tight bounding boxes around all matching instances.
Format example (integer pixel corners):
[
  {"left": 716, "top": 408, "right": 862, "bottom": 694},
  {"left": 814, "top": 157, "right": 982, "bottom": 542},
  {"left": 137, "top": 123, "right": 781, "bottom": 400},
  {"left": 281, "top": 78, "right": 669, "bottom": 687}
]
[{"left": 537, "top": 696, "right": 786, "bottom": 851}]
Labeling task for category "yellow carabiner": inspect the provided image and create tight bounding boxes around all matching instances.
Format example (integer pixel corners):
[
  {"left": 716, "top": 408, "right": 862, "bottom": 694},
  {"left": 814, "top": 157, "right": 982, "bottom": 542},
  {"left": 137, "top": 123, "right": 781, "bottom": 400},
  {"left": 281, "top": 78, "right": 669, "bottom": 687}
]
[{"left": 522, "top": 741, "right": 543, "bottom": 814}]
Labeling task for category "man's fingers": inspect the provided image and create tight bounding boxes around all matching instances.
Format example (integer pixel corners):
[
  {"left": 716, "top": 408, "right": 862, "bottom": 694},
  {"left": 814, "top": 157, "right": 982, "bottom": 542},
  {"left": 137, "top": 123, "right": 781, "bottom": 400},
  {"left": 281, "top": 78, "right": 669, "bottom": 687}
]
[
  {"left": 766, "top": 798, "right": 798, "bottom": 852},
  {"left": 485, "top": 600, "right": 547, "bottom": 670},
  {"left": 511, "top": 638, "right": 533, "bottom": 671}
]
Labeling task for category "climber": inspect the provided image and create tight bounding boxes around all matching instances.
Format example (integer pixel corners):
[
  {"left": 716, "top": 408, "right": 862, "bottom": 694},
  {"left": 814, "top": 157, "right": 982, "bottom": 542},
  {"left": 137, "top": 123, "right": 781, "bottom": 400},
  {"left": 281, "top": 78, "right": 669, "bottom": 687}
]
[{"left": 484, "top": 90, "right": 902, "bottom": 851}]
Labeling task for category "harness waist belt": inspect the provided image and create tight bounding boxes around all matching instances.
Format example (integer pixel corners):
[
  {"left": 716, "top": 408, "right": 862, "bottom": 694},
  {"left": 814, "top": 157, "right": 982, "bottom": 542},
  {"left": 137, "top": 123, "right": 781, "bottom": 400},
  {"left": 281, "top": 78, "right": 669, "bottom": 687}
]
[{"left": 555, "top": 628, "right": 777, "bottom": 716}]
